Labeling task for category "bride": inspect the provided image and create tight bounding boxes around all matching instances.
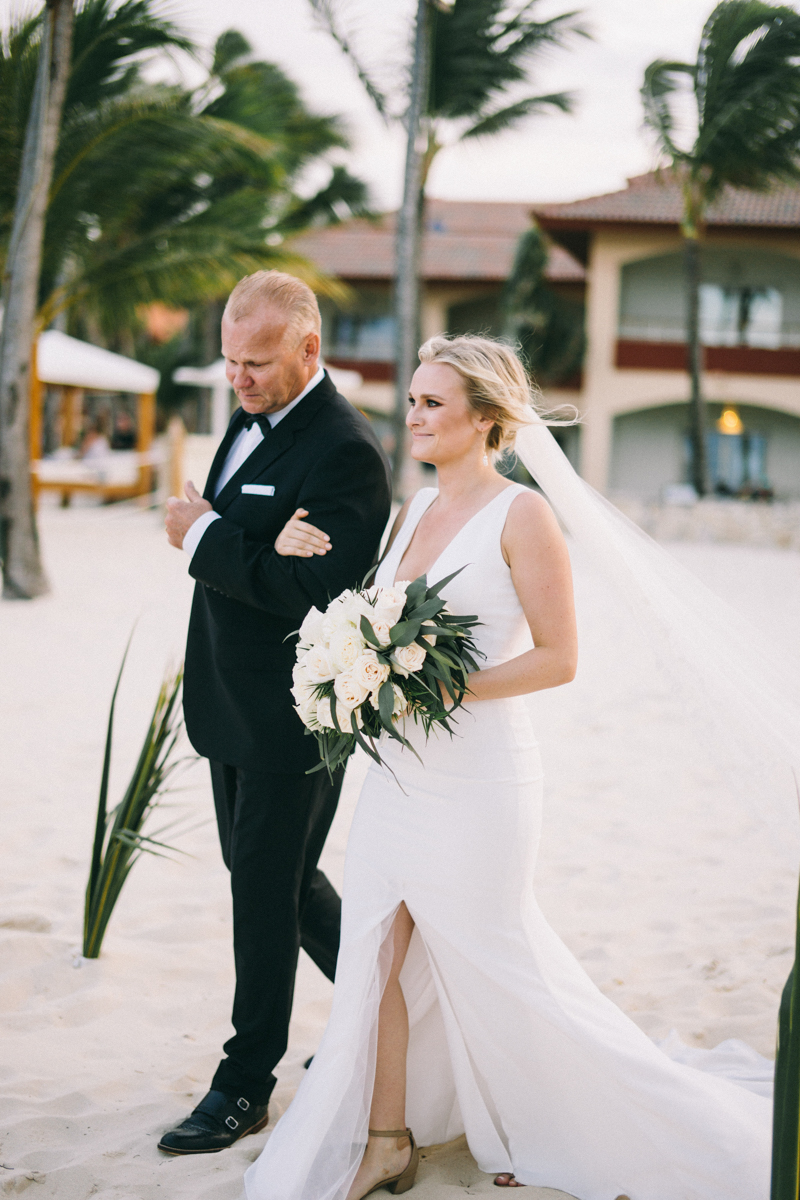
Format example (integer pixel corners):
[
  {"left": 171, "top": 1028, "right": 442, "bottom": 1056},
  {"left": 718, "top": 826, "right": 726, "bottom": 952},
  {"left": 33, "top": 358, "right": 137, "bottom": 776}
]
[{"left": 245, "top": 335, "right": 772, "bottom": 1200}]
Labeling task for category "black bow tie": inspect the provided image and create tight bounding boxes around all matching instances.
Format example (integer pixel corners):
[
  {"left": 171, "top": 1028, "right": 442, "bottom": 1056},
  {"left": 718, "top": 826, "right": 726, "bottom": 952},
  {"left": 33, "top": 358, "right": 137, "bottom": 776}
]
[{"left": 243, "top": 412, "right": 272, "bottom": 432}]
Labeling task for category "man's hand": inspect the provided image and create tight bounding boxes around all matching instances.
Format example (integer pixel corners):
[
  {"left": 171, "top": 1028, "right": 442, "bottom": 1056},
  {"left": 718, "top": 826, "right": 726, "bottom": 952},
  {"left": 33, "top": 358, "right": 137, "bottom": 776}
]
[{"left": 165, "top": 480, "right": 213, "bottom": 549}]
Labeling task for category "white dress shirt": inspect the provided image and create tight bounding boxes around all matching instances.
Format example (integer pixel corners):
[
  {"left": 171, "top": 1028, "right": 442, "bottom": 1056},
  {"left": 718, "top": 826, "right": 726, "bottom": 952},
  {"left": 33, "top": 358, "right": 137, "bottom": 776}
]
[{"left": 183, "top": 366, "right": 325, "bottom": 558}]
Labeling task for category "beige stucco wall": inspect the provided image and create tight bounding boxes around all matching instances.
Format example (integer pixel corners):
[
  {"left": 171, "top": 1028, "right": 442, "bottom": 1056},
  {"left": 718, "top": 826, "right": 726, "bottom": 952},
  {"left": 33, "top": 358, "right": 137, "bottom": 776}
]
[
  {"left": 580, "top": 228, "right": 800, "bottom": 490},
  {"left": 421, "top": 283, "right": 494, "bottom": 343}
]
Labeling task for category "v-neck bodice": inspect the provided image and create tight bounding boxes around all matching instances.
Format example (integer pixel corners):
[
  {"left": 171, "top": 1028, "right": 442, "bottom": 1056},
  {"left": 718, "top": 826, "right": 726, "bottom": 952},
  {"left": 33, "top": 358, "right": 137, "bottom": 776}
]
[{"left": 376, "top": 484, "right": 533, "bottom": 669}]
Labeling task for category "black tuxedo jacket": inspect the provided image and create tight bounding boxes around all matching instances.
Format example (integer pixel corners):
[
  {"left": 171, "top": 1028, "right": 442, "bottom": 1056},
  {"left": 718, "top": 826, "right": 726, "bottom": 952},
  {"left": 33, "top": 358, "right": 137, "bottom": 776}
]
[{"left": 183, "top": 372, "right": 392, "bottom": 774}]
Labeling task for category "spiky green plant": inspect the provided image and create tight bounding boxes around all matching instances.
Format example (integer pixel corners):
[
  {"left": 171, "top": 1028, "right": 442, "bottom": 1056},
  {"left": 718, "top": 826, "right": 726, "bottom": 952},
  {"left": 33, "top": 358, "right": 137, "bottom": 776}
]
[
  {"left": 772, "top": 911, "right": 800, "bottom": 1197},
  {"left": 771, "top": 775, "right": 800, "bottom": 1199},
  {"left": 82, "top": 641, "right": 187, "bottom": 959}
]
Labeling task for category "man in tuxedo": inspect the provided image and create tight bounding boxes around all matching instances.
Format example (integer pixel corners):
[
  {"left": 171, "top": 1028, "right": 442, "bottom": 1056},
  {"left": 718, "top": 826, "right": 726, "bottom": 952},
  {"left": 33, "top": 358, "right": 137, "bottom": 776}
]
[{"left": 160, "top": 270, "right": 392, "bottom": 1154}]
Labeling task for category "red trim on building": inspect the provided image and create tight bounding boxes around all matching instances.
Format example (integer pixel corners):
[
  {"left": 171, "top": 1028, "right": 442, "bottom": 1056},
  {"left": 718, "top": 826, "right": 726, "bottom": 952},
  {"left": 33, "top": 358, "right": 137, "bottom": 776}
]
[
  {"left": 326, "top": 358, "right": 394, "bottom": 382},
  {"left": 615, "top": 340, "right": 800, "bottom": 376}
]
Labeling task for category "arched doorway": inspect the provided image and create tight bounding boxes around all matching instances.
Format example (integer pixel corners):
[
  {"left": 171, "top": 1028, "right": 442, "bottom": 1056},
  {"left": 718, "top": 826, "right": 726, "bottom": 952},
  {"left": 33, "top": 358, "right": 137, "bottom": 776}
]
[{"left": 610, "top": 402, "right": 800, "bottom": 500}]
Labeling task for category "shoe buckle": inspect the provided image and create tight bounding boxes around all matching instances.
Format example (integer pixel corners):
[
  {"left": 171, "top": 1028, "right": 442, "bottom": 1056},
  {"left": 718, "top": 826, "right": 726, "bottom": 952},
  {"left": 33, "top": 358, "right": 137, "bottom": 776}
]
[
  {"left": 237, "top": 1097, "right": 250, "bottom": 1111},
  {"left": 225, "top": 1116, "right": 239, "bottom": 1130}
]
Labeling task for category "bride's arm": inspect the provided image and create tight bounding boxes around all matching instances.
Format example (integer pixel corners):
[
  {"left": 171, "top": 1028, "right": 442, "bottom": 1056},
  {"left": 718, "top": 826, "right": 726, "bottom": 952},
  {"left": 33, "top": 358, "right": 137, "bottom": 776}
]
[{"left": 465, "top": 491, "right": 577, "bottom": 701}]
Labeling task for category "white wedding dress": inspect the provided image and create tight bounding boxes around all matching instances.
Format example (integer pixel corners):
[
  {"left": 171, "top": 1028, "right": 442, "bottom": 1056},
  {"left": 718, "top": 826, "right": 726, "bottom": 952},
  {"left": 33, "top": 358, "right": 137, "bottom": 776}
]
[{"left": 245, "top": 483, "right": 772, "bottom": 1200}]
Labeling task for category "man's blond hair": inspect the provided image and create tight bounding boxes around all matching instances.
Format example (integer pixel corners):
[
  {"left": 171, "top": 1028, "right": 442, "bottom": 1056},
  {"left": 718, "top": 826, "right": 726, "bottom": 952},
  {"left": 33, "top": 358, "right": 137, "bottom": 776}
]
[{"left": 224, "top": 270, "right": 321, "bottom": 343}]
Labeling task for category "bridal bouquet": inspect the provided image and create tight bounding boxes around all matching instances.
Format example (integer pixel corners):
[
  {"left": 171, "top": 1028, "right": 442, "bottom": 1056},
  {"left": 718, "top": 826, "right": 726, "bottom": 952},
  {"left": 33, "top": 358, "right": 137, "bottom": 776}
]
[{"left": 291, "top": 570, "right": 482, "bottom": 776}]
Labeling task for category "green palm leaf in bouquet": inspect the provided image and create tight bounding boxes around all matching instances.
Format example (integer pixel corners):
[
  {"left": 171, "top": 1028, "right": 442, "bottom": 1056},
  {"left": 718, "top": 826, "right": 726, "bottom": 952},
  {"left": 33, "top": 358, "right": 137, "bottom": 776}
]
[{"left": 82, "top": 639, "right": 190, "bottom": 959}]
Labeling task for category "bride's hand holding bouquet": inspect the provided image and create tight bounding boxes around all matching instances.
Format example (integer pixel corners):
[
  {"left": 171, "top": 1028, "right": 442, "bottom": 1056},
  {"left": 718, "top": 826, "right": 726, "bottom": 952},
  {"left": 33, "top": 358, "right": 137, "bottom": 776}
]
[{"left": 290, "top": 571, "right": 482, "bottom": 776}]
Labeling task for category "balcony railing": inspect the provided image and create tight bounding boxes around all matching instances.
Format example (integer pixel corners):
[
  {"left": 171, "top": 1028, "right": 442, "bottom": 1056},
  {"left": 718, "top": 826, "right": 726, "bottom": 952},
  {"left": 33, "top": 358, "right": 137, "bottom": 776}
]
[{"left": 615, "top": 339, "right": 800, "bottom": 376}]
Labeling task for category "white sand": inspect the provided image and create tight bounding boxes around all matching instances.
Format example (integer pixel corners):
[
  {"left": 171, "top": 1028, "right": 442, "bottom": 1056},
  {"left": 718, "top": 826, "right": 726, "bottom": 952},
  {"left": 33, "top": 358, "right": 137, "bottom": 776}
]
[{"left": 1, "top": 506, "right": 799, "bottom": 1199}]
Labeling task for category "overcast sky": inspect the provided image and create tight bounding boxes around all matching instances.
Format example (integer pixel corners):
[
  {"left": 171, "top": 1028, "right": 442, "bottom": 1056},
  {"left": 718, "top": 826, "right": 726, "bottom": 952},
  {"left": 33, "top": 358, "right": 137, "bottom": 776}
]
[{"left": 1, "top": 0, "right": 723, "bottom": 208}]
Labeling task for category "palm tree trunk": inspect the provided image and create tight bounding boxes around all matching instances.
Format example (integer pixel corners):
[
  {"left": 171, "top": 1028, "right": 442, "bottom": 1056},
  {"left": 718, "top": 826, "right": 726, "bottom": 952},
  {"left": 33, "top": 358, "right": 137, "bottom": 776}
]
[
  {"left": 683, "top": 234, "right": 708, "bottom": 497},
  {"left": 0, "top": 0, "right": 74, "bottom": 599},
  {"left": 392, "top": 0, "right": 432, "bottom": 495}
]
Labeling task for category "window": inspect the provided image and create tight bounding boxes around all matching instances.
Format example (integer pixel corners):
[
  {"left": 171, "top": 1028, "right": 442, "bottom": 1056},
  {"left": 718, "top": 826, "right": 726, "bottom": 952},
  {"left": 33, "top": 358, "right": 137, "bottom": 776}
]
[
  {"left": 618, "top": 249, "right": 800, "bottom": 348},
  {"left": 699, "top": 285, "right": 783, "bottom": 348},
  {"left": 686, "top": 426, "right": 770, "bottom": 497},
  {"left": 329, "top": 314, "right": 395, "bottom": 361}
]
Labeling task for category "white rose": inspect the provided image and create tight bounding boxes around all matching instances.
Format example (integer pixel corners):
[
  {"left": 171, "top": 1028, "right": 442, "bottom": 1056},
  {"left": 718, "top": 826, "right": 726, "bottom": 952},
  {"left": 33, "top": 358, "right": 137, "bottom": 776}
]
[
  {"left": 329, "top": 626, "right": 365, "bottom": 672},
  {"left": 295, "top": 698, "right": 321, "bottom": 731},
  {"left": 352, "top": 651, "right": 390, "bottom": 691},
  {"left": 291, "top": 675, "right": 316, "bottom": 706},
  {"left": 340, "top": 591, "right": 374, "bottom": 627},
  {"left": 374, "top": 584, "right": 408, "bottom": 626},
  {"left": 365, "top": 616, "right": 393, "bottom": 647},
  {"left": 368, "top": 681, "right": 410, "bottom": 719},
  {"left": 336, "top": 704, "right": 362, "bottom": 734},
  {"left": 391, "top": 641, "right": 427, "bottom": 675},
  {"left": 303, "top": 645, "right": 336, "bottom": 684},
  {"left": 318, "top": 693, "right": 361, "bottom": 733},
  {"left": 367, "top": 681, "right": 410, "bottom": 715},
  {"left": 392, "top": 682, "right": 410, "bottom": 717},
  {"left": 322, "top": 591, "right": 355, "bottom": 641},
  {"left": 292, "top": 660, "right": 308, "bottom": 686},
  {"left": 298, "top": 606, "right": 325, "bottom": 648},
  {"left": 315, "top": 695, "right": 336, "bottom": 729},
  {"left": 334, "top": 669, "right": 370, "bottom": 710}
]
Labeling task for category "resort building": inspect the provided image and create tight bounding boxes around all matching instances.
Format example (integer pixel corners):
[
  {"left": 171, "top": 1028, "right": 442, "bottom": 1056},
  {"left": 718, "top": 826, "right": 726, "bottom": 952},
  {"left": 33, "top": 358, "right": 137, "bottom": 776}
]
[
  {"left": 292, "top": 197, "right": 585, "bottom": 418},
  {"left": 295, "top": 179, "right": 800, "bottom": 500},
  {"left": 535, "top": 173, "right": 800, "bottom": 500}
]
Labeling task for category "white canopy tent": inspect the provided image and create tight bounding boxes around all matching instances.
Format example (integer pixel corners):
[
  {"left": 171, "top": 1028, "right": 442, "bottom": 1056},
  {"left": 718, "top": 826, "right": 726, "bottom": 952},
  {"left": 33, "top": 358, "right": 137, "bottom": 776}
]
[
  {"left": 173, "top": 359, "right": 232, "bottom": 441},
  {"left": 32, "top": 330, "right": 161, "bottom": 502},
  {"left": 37, "top": 329, "right": 160, "bottom": 393}
]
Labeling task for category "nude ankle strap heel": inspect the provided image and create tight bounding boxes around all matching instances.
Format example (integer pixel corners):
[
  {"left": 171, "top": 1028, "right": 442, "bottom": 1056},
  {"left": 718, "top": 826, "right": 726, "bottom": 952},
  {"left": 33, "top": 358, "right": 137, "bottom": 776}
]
[{"left": 365, "top": 1128, "right": 419, "bottom": 1195}]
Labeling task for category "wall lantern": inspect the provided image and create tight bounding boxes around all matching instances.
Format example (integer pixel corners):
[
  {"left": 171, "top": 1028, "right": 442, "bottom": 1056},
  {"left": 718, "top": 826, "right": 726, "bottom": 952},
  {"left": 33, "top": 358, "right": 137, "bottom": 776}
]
[{"left": 717, "top": 407, "right": 744, "bottom": 436}]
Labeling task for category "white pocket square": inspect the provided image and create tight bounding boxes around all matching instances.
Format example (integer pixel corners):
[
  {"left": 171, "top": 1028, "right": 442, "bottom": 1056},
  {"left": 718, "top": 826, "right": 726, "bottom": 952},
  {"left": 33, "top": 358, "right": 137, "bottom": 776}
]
[{"left": 241, "top": 484, "right": 275, "bottom": 496}]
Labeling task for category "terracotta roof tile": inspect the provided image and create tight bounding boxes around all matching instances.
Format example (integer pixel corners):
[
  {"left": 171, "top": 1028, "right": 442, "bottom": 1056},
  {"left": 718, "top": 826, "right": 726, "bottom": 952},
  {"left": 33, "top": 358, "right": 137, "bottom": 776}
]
[
  {"left": 533, "top": 171, "right": 800, "bottom": 228},
  {"left": 291, "top": 198, "right": 585, "bottom": 283}
]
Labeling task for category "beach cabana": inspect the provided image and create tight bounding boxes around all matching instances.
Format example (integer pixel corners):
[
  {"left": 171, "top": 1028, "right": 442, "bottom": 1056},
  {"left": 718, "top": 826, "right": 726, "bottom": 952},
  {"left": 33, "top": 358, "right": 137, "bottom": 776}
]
[
  {"left": 31, "top": 330, "right": 160, "bottom": 504},
  {"left": 173, "top": 358, "right": 232, "bottom": 441}
]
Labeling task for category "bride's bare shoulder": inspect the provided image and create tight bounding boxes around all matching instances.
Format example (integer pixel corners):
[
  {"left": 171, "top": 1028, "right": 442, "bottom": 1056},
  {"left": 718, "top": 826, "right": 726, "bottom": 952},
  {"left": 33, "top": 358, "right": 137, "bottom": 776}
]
[{"left": 503, "top": 487, "right": 566, "bottom": 559}]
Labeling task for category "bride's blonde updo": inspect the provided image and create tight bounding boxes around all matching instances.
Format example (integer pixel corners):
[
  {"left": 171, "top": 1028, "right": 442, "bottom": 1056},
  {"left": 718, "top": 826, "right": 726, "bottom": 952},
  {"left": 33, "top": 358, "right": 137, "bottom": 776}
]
[{"left": 417, "top": 334, "right": 544, "bottom": 458}]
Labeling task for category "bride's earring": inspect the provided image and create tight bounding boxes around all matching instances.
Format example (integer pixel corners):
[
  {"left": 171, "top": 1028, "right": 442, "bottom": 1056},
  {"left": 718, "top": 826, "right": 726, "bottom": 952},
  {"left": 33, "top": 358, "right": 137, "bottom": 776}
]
[{"left": 483, "top": 444, "right": 489, "bottom": 466}]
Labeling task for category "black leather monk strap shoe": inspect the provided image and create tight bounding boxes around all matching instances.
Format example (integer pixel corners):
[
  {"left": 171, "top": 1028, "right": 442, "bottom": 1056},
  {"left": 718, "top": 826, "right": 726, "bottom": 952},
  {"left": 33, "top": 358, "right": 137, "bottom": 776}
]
[{"left": 157, "top": 1089, "right": 270, "bottom": 1154}]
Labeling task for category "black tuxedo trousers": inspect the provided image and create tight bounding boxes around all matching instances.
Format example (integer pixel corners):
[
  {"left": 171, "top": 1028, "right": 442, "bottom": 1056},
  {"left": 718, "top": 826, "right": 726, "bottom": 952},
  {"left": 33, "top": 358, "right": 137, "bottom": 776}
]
[
  {"left": 209, "top": 761, "right": 343, "bottom": 1102},
  {"left": 183, "top": 373, "right": 392, "bottom": 1102}
]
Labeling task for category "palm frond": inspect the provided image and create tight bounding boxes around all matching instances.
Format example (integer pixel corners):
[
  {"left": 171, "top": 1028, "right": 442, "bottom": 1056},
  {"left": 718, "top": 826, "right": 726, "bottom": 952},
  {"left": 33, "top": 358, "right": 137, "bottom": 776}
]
[
  {"left": 0, "top": 1, "right": 371, "bottom": 330},
  {"left": 201, "top": 51, "right": 350, "bottom": 168},
  {"left": 211, "top": 29, "right": 252, "bottom": 76},
  {"left": 276, "top": 164, "right": 374, "bottom": 234},
  {"left": 694, "top": 1, "right": 800, "bottom": 195},
  {"left": 308, "top": 0, "right": 392, "bottom": 122},
  {"left": 502, "top": 224, "right": 585, "bottom": 386},
  {"left": 67, "top": 0, "right": 196, "bottom": 111},
  {"left": 429, "top": 0, "right": 586, "bottom": 124},
  {"left": 461, "top": 90, "right": 573, "bottom": 139},
  {"left": 643, "top": 2, "right": 800, "bottom": 206},
  {"left": 641, "top": 58, "right": 695, "bottom": 163}
]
